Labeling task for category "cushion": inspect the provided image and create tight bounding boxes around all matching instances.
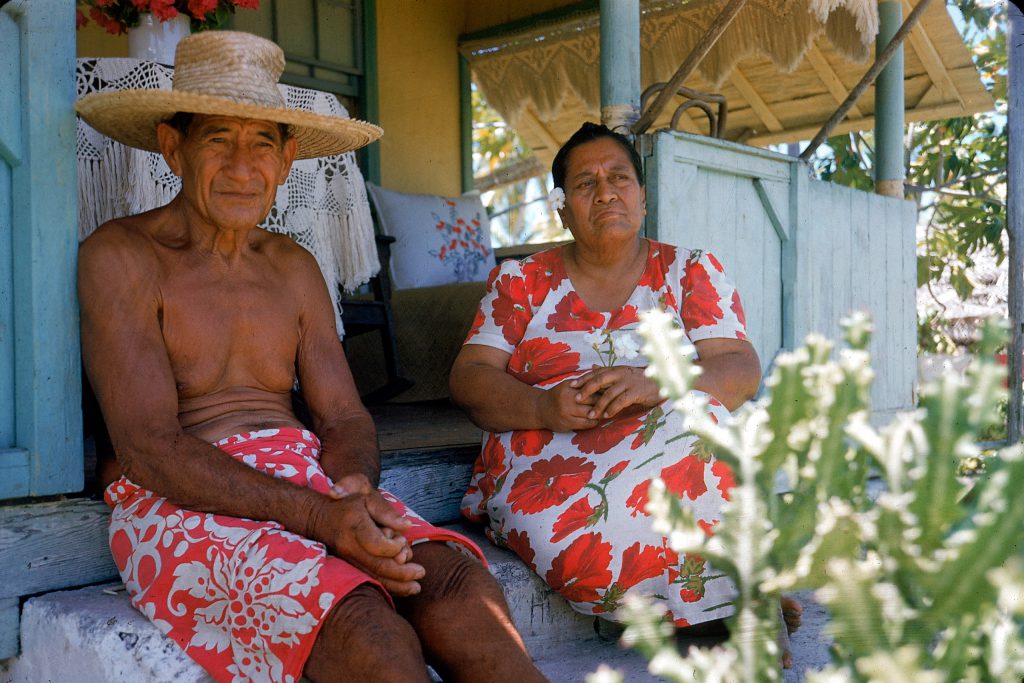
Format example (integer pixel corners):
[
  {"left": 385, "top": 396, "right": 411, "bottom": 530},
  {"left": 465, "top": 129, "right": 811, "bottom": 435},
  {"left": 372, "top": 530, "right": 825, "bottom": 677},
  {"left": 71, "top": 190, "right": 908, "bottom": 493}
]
[{"left": 366, "top": 183, "right": 496, "bottom": 290}]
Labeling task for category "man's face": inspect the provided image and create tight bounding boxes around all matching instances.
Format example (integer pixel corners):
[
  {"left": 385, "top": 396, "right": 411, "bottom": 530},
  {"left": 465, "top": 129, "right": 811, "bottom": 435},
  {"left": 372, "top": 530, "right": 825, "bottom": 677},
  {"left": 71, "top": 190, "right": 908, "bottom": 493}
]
[{"left": 158, "top": 114, "right": 297, "bottom": 232}]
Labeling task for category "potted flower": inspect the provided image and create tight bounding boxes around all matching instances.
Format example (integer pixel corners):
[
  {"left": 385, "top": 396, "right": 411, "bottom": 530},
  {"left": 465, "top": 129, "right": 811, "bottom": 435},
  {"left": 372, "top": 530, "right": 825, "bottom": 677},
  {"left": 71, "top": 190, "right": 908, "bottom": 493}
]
[
  {"left": 77, "top": 1, "right": 260, "bottom": 35},
  {"left": 77, "top": 1, "right": 260, "bottom": 64}
]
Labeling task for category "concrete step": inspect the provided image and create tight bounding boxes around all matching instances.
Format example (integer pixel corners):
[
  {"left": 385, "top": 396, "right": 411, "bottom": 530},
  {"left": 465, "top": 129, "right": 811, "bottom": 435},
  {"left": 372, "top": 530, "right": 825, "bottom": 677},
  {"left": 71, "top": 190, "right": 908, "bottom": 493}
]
[{"left": 4, "top": 525, "right": 599, "bottom": 683}]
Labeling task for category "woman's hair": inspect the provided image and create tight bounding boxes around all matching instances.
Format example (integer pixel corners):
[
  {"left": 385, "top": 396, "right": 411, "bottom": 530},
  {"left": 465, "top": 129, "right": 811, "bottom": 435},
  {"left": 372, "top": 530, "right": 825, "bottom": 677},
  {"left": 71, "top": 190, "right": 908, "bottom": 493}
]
[{"left": 551, "top": 122, "right": 644, "bottom": 190}]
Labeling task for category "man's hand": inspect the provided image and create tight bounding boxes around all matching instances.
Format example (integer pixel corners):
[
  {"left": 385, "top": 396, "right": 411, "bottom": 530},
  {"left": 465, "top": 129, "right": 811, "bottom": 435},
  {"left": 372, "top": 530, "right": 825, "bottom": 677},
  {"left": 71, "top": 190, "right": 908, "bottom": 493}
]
[
  {"left": 535, "top": 379, "right": 602, "bottom": 432},
  {"left": 571, "top": 365, "right": 663, "bottom": 421},
  {"left": 313, "top": 475, "right": 424, "bottom": 596}
]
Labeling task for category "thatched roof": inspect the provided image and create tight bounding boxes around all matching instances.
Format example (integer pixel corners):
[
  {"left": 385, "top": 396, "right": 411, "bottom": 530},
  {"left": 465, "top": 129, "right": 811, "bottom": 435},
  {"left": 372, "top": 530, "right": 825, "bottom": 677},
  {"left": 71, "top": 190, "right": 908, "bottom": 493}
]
[{"left": 461, "top": 0, "right": 993, "bottom": 165}]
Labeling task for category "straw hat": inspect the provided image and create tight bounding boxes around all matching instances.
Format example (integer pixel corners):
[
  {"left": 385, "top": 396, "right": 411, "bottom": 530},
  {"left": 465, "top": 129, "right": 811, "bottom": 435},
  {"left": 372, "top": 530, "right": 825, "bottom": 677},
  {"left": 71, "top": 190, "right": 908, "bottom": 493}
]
[{"left": 75, "top": 31, "right": 382, "bottom": 159}]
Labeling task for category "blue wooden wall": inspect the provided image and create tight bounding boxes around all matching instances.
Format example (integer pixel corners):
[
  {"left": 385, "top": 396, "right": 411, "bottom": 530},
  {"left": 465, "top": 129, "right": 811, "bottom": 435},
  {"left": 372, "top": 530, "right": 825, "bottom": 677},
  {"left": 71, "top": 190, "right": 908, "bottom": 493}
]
[
  {"left": 0, "top": 0, "right": 82, "bottom": 499},
  {"left": 647, "top": 130, "right": 917, "bottom": 418}
]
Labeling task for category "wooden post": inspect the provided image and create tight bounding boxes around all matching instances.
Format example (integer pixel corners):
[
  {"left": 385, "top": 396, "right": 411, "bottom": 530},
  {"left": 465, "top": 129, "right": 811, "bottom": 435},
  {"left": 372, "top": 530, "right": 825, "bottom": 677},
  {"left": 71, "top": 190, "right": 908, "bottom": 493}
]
[
  {"left": 631, "top": 0, "right": 748, "bottom": 135},
  {"left": 799, "top": 0, "right": 931, "bottom": 163},
  {"left": 1008, "top": 5, "right": 1024, "bottom": 443},
  {"left": 600, "top": 0, "right": 641, "bottom": 134},
  {"left": 875, "top": 0, "right": 905, "bottom": 197}
]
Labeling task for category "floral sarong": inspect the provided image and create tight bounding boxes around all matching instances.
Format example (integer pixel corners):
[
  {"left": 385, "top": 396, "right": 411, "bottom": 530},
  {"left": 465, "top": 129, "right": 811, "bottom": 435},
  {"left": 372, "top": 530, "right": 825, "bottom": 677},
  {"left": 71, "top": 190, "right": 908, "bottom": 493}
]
[{"left": 105, "top": 427, "right": 483, "bottom": 683}]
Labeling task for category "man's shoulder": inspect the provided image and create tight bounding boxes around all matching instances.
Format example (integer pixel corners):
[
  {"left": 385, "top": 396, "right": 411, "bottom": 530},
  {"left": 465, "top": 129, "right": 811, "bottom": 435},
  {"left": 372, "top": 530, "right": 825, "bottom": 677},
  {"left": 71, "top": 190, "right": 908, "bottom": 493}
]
[
  {"left": 79, "top": 215, "right": 160, "bottom": 268},
  {"left": 255, "top": 230, "right": 323, "bottom": 276}
]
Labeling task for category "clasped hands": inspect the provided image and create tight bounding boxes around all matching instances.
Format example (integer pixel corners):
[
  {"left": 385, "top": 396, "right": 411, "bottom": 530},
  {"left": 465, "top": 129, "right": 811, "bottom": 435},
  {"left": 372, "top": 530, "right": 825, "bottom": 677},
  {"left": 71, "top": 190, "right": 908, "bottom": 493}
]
[
  {"left": 308, "top": 473, "right": 424, "bottom": 597},
  {"left": 538, "top": 364, "right": 663, "bottom": 432}
]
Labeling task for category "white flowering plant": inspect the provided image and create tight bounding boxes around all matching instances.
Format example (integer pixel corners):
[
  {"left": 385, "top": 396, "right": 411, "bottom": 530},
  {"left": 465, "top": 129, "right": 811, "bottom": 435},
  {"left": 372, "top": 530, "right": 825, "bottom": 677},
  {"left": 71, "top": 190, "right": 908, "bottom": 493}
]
[
  {"left": 594, "top": 312, "right": 1024, "bottom": 682},
  {"left": 585, "top": 328, "right": 641, "bottom": 367}
]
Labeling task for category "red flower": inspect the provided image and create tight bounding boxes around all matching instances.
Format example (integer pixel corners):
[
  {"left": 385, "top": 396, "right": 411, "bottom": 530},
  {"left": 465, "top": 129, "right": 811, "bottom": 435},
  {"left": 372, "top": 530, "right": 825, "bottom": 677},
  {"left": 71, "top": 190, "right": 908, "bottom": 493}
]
[
  {"left": 617, "top": 542, "right": 664, "bottom": 590},
  {"left": 507, "top": 455, "right": 596, "bottom": 515},
  {"left": 507, "top": 337, "right": 578, "bottom": 385},
  {"left": 626, "top": 479, "right": 651, "bottom": 517},
  {"left": 490, "top": 273, "right": 531, "bottom": 345},
  {"left": 150, "top": 0, "right": 180, "bottom": 22},
  {"left": 545, "top": 532, "right": 613, "bottom": 603},
  {"left": 234, "top": 0, "right": 260, "bottom": 8},
  {"left": 679, "top": 586, "right": 703, "bottom": 603},
  {"left": 681, "top": 260, "right": 724, "bottom": 330},
  {"left": 186, "top": 0, "right": 219, "bottom": 19},
  {"left": 602, "top": 459, "right": 629, "bottom": 483},
  {"left": 606, "top": 305, "right": 639, "bottom": 329},
  {"left": 660, "top": 455, "right": 707, "bottom": 501},
  {"left": 571, "top": 413, "right": 645, "bottom": 455},
  {"left": 505, "top": 529, "right": 536, "bottom": 572},
  {"left": 639, "top": 244, "right": 675, "bottom": 290},
  {"left": 475, "top": 435, "right": 509, "bottom": 503},
  {"left": 731, "top": 289, "right": 747, "bottom": 329},
  {"left": 664, "top": 546, "right": 680, "bottom": 582},
  {"left": 90, "top": 7, "right": 126, "bottom": 34},
  {"left": 706, "top": 253, "right": 725, "bottom": 273},
  {"left": 551, "top": 495, "right": 600, "bottom": 543},
  {"left": 698, "top": 519, "right": 718, "bottom": 536},
  {"left": 76, "top": 8, "right": 88, "bottom": 28},
  {"left": 464, "top": 307, "right": 486, "bottom": 342},
  {"left": 523, "top": 251, "right": 565, "bottom": 306},
  {"left": 546, "top": 292, "right": 604, "bottom": 332},
  {"left": 711, "top": 460, "right": 735, "bottom": 500},
  {"left": 510, "top": 429, "right": 553, "bottom": 456}
]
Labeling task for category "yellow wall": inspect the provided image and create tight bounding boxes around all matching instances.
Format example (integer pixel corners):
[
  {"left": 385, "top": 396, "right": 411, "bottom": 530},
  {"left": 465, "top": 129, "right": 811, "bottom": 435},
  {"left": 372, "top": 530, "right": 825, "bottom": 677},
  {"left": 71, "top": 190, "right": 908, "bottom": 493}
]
[
  {"left": 77, "top": 22, "right": 128, "bottom": 58},
  {"left": 374, "top": 0, "right": 465, "bottom": 196}
]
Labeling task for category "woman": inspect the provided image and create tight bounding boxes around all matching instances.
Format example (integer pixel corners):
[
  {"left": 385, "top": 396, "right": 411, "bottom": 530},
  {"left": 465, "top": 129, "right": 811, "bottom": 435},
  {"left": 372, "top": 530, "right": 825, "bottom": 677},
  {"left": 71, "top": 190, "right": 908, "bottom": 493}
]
[{"left": 450, "top": 122, "right": 767, "bottom": 632}]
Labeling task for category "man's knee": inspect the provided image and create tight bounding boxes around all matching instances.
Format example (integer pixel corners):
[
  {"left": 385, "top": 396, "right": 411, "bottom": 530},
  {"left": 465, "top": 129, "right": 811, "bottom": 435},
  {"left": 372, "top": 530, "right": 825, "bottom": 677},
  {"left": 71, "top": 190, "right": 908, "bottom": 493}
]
[
  {"left": 306, "top": 584, "right": 427, "bottom": 682},
  {"left": 326, "top": 584, "right": 418, "bottom": 645},
  {"left": 412, "top": 542, "right": 505, "bottom": 607}
]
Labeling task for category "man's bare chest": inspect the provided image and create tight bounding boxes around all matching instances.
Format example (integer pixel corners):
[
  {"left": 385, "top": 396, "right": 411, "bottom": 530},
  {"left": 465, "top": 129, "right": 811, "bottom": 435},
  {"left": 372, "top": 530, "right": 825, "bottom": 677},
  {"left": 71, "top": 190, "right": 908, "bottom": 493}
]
[{"left": 156, "top": 265, "right": 301, "bottom": 395}]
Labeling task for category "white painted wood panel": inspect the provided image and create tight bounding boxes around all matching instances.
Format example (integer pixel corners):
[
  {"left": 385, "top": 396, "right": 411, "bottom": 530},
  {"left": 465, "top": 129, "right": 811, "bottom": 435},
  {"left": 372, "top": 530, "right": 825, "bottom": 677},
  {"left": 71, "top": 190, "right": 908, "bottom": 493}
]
[{"left": 648, "top": 130, "right": 916, "bottom": 418}]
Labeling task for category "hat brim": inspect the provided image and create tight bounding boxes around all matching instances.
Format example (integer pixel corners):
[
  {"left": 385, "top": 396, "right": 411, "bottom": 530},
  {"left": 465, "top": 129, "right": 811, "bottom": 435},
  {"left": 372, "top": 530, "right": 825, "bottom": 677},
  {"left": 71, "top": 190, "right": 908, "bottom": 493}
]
[{"left": 75, "top": 90, "right": 382, "bottom": 160}]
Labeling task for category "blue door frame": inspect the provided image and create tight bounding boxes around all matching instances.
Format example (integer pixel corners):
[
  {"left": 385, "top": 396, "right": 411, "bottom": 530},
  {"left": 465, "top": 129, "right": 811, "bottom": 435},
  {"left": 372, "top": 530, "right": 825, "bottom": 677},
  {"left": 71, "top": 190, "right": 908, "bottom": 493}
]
[{"left": 0, "top": 0, "right": 83, "bottom": 499}]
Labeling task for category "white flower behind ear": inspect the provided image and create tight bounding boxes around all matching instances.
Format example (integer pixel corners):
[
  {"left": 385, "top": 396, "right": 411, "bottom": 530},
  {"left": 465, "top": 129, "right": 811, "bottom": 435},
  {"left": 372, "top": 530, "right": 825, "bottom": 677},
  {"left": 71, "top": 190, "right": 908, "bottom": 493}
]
[{"left": 548, "top": 187, "right": 565, "bottom": 210}]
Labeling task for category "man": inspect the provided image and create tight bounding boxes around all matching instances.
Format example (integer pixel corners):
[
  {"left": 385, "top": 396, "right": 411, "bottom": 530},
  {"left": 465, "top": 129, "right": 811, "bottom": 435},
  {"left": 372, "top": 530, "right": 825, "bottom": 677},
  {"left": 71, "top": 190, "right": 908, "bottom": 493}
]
[{"left": 77, "top": 31, "right": 547, "bottom": 683}]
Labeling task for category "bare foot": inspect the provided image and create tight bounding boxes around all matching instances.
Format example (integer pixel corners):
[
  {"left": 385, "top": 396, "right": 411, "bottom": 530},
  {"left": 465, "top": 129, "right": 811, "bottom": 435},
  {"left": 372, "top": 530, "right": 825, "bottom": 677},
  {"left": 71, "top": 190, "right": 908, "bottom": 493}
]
[
  {"left": 782, "top": 595, "right": 803, "bottom": 634},
  {"left": 777, "top": 595, "right": 803, "bottom": 669}
]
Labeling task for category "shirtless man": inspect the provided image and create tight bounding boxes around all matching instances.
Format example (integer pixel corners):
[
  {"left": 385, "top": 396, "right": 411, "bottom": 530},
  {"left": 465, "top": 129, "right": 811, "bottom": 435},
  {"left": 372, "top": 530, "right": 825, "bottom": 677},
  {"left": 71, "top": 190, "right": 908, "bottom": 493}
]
[{"left": 77, "top": 31, "right": 547, "bottom": 683}]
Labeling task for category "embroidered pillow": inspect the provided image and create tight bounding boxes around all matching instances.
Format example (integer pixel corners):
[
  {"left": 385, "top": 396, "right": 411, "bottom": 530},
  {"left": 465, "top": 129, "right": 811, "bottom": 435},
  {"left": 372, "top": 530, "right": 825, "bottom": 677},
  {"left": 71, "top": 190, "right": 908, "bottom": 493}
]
[{"left": 366, "top": 183, "right": 496, "bottom": 290}]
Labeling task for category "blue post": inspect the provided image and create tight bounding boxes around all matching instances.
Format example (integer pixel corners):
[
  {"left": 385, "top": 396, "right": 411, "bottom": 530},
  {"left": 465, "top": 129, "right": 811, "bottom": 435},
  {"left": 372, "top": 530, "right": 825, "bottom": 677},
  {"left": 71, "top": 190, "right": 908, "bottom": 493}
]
[
  {"left": 599, "top": 0, "right": 640, "bottom": 134},
  {"left": 874, "top": 0, "right": 905, "bottom": 197}
]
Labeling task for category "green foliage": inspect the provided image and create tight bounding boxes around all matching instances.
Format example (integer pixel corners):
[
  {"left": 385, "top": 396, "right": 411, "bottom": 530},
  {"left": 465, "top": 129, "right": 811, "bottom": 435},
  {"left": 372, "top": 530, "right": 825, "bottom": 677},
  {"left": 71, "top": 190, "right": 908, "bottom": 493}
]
[
  {"left": 471, "top": 87, "right": 561, "bottom": 246},
  {"left": 812, "top": 2, "right": 1007, "bottom": 309},
  {"left": 603, "top": 311, "right": 1024, "bottom": 681}
]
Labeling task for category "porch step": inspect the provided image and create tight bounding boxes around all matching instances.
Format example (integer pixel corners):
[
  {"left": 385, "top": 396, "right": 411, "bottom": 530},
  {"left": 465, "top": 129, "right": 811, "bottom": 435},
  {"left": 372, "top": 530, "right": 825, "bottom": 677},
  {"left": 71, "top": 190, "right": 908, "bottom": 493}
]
[{"left": 5, "top": 526, "right": 597, "bottom": 683}]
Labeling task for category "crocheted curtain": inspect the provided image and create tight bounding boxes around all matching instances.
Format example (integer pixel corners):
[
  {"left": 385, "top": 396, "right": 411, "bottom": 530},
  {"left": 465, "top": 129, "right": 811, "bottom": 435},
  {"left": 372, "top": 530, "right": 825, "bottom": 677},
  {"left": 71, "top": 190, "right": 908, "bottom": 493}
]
[{"left": 460, "top": 0, "right": 878, "bottom": 150}]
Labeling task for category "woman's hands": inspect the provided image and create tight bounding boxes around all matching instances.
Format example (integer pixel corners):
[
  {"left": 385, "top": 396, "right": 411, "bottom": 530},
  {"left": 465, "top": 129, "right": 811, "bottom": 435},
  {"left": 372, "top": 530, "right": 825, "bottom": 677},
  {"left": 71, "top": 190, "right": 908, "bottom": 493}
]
[{"left": 569, "top": 365, "right": 663, "bottom": 421}]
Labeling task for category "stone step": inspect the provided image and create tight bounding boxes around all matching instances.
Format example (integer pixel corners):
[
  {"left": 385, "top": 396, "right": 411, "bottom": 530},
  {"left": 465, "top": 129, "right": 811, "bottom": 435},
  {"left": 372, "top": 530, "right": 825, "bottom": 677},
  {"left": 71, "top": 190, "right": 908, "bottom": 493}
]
[{"left": 5, "top": 525, "right": 598, "bottom": 682}]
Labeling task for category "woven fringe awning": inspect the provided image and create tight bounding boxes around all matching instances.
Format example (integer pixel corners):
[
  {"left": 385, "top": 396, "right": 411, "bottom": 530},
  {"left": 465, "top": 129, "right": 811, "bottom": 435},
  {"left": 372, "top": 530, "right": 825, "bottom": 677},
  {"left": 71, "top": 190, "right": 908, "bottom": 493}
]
[{"left": 460, "top": 0, "right": 992, "bottom": 163}]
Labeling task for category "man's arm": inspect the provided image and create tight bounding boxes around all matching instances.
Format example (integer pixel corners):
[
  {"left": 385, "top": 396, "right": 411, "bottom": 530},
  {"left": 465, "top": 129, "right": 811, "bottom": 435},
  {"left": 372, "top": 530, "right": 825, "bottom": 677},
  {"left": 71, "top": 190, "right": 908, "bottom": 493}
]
[{"left": 80, "top": 227, "right": 422, "bottom": 594}]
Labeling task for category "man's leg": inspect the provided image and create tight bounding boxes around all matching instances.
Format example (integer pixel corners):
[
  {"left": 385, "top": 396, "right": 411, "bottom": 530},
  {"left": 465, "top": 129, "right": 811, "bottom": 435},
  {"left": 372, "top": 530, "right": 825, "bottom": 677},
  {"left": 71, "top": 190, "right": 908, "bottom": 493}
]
[
  {"left": 394, "top": 542, "right": 549, "bottom": 683},
  {"left": 304, "top": 584, "right": 432, "bottom": 683}
]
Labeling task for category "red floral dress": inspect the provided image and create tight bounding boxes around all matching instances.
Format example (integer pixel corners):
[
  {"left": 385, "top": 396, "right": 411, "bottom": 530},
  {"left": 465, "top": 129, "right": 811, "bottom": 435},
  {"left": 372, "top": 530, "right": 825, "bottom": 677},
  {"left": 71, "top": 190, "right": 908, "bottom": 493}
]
[{"left": 461, "top": 240, "right": 748, "bottom": 626}]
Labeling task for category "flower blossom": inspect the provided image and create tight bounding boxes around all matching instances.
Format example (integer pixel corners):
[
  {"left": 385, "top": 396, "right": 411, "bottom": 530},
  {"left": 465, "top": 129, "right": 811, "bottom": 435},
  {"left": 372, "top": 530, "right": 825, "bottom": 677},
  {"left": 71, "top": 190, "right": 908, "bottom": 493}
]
[{"left": 548, "top": 187, "right": 565, "bottom": 211}]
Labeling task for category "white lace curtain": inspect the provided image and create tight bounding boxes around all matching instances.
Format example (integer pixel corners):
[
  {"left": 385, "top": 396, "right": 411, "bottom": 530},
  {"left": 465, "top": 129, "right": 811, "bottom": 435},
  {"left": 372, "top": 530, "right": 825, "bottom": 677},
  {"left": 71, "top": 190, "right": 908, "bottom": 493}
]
[
  {"left": 76, "top": 58, "right": 380, "bottom": 337},
  {"left": 460, "top": 0, "right": 878, "bottom": 151}
]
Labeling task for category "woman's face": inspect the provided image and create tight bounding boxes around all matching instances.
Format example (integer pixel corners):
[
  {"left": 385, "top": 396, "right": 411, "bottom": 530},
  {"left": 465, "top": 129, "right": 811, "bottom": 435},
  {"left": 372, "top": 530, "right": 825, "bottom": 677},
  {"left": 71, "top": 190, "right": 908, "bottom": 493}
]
[{"left": 558, "top": 137, "right": 645, "bottom": 251}]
